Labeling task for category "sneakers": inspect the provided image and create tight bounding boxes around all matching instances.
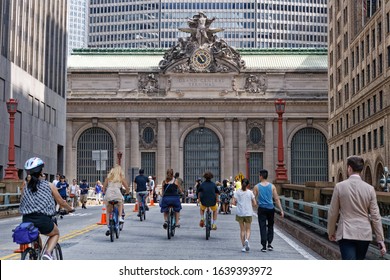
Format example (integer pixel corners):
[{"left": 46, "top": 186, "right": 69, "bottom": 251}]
[
  {"left": 42, "top": 252, "right": 53, "bottom": 260},
  {"left": 212, "top": 224, "right": 217, "bottom": 230},
  {"left": 119, "top": 217, "right": 124, "bottom": 223},
  {"left": 267, "top": 244, "right": 274, "bottom": 251},
  {"left": 145, "top": 205, "right": 149, "bottom": 211},
  {"left": 199, "top": 219, "right": 204, "bottom": 228},
  {"left": 105, "top": 230, "right": 110, "bottom": 236},
  {"left": 163, "top": 221, "right": 168, "bottom": 229},
  {"left": 241, "top": 247, "right": 246, "bottom": 252},
  {"left": 244, "top": 239, "right": 250, "bottom": 251},
  {"left": 261, "top": 247, "right": 267, "bottom": 253}
]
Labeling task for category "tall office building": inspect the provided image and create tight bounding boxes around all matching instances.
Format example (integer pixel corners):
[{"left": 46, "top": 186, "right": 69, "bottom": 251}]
[
  {"left": 88, "top": 0, "right": 328, "bottom": 49},
  {"left": 0, "top": 0, "right": 68, "bottom": 180},
  {"left": 68, "top": 0, "right": 88, "bottom": 54},
  {"left": 328, "top": 0, "right": 389, "bottom": 189}
]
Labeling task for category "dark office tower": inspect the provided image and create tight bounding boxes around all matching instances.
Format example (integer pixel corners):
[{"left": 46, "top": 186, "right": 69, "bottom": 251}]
[{"left": 0, "top": 0, "right": 68, "bottom": 180}]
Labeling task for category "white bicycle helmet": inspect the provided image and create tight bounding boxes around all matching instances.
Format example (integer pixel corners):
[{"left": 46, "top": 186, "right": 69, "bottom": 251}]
[{"left": 24, "top": 157, "right": 44, "bottom": 173}]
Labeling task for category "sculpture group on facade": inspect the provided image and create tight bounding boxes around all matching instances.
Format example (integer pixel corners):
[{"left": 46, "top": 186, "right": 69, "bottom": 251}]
[{"left": 159, "top": 12, "right": 246, "bottom": 73}]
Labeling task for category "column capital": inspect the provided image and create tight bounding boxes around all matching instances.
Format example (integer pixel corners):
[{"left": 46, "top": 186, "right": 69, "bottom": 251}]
[
  {"left": 116, "top": 117, "right": 126, "bottom": 122},
  {"left": 130, "top": 117, "right": 139, "bottom": 122},
  {"left": 157, "top": 117, "right": 167, "bottom": 122},
  {"left": 224, "top": 117, "right": 234, "bottom": 122},
  {"left": 237, "top": 117, "right": 247, "bottom": 122},
  {"left": 170, "top": 117, "right": 180, "bottom": 122}
]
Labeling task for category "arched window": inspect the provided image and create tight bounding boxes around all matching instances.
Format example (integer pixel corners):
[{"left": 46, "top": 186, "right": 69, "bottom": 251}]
[
  {"left": 77, "top": 127, "right": 114, "bottom": 184},
  {"left": 291, "top": 128, "right": 328, "bottom": 184},
  {"left": 183, "top": 127, "right": 220, "bottom": 190}
]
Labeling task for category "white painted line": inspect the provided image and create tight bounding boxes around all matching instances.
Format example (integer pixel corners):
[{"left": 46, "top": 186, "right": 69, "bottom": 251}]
[
  {"left": 252, "top": 212, "right": 318, "bottom": 260},
  {"left": 274, "top": 228, "right": 318, "bottom": 260}
]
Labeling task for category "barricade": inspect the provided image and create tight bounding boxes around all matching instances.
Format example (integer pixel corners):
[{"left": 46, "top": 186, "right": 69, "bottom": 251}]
[
  {"left": 133, "top": 200, "right": 138, "bottom": 212},
  {"left": 149, "top": 199, "right": 155, "bottom": 207}
]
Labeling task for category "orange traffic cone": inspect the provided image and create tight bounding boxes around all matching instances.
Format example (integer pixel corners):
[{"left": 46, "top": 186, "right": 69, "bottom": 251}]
[
  {"left": 97, "top": 207, "right": 107, "bottom": 225},
  {"left": 149, "top": 199, "right": 155, "bottom": 207},
  {"left": 14, "top": 243, "right": 30, "bottom": 253},
  {"left": 133, "top": 200, "right": 139, "bottom": 212}
]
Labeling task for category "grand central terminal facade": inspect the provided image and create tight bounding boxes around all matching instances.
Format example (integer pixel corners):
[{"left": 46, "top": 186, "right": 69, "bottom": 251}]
[{"left": 66, "top": 14, "right": 329, "bottom": 190}]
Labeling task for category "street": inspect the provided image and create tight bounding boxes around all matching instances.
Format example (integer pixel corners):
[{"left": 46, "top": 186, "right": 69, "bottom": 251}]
[{"left": 0, "top": 202, "right": 323, "bottom": 260}]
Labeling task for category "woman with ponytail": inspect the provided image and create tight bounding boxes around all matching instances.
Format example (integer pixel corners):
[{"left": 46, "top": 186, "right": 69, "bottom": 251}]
[
  {"left": 19, "top": 157, "right": 74, "bottom": 260},
  {"left": 232, "top": 178, "right": 256, "bottom": 253}
]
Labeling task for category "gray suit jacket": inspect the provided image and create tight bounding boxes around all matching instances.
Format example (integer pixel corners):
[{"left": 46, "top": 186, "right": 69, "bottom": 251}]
[{"left": 327, "top": 175, "right": 384, "bottom": 242}]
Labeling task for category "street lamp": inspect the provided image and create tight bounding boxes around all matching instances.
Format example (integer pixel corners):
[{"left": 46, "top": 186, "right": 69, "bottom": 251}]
[
  {"left": 274, "top": 98, "right": 288, "bottom": 181},
  {"left": 379, "top": 167, "right": 390, "bottom": 192},
  {"left": 4, "top": 99, "right": 19, "bottom": 180}
]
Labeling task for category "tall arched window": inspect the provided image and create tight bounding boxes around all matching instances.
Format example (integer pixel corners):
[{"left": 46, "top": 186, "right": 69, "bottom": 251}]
[
  {"left": 183, "top": 127, "right": 220, "bottom": 191},
  {"left": 291, "top": 128, "right": 328, "bottom": 184},
  {"left": 77, "top": 127, "right": 114, "bottom": 184}
]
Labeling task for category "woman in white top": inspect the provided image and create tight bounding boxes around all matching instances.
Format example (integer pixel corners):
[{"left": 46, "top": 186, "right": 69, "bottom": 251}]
[
  {"left": 232, "top": 178, "right": 257, "bottom": 253},
  {"left": 103, "top": 165, "right": 130, "bottom": 236},
  {"left": 69, "top": 179, "right": 80, "bottom": 208}
]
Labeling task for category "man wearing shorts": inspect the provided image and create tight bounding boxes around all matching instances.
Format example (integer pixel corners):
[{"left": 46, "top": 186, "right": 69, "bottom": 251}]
[
  {"left": 197, "top": 171, "right": 220, "bottom": 230},
  {"left": 134, "top": 169, "right": 149, "bottom": 212}
]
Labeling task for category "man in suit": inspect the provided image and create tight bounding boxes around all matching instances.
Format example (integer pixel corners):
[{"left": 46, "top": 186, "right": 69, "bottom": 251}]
[{"left": 327, "top": 155, "right": 387, "bottom": 259}]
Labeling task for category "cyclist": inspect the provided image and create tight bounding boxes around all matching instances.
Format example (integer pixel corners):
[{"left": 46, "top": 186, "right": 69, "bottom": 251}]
[
  {"left": 197, "top": 171, "right": 220, "bottom": 230},
  {"left": 134, "top": 168, "right": 150, "bottom": 213},
  {"left": 160, "top": 168, "right": 182, "bottom": 229},
  {"left": 19, "top": 157, "right": 74, "bottom": 260},
  {"left": 103, "top": 165, "right": 130, "bottom": 236}
]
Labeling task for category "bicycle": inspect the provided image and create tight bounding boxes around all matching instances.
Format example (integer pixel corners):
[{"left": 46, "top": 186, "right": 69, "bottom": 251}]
[
  {"left": 107, "top": 200, "right": 121, "bottom": 242},
  {"left": 137, "top": 193, "right": 147, "bottom": 221},
  {"left": 167, "top": 206, "right": 176, "bottom": 239},
  {"left": 204, "top": 206, "right": 212, "bottom": 240},
  {"left": 20, "top": 210, "right": 72, "bottom": 260}
]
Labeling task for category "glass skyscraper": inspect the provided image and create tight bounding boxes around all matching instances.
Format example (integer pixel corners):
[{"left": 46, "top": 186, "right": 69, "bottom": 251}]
[
  {"left": 88, "top": 0, "right": 328, "bottom": 49},
  {"left": 68, "top": 0, "right": 88, "bottom": 54}
]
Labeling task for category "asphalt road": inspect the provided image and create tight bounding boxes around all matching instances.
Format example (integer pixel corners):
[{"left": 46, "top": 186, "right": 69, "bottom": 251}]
[{"left": 0, "top": 202, "right": 324, "bottom": 260}]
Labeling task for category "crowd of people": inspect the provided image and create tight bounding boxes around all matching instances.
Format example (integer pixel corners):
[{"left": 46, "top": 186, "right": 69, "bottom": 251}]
[{"left": 18, "top": 155, "right": 387, "bottom": 259}]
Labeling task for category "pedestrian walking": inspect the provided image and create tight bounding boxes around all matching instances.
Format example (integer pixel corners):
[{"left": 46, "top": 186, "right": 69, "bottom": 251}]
[
  {"left": 327, "top": 155, "right": 387, "bottom": 259},
  {"left": 232, "top": 178, "right": 257, "bottom": 252},
  {"left": 95, "top": 180, "right": 103, "bottom": 205},
  {"left": 79, "top": 179, "right": 89, "bottom": 209},
  {"left": 69, "top": 179, "right": 80, "bottom": 208},
  {"left": 252, "top": 169, "right": 284, "bottom": 252}
]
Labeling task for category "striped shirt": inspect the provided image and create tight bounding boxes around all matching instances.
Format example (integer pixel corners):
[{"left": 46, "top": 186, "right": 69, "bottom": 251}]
[{"left": 19, "top": 180, "right": 56, "bottom": 216}]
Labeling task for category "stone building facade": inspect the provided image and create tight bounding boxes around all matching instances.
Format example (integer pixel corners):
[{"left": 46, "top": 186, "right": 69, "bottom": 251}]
[
  {"left": 328, "top": 0, "right": 390, "bottom": 189},
  {"left": 67, "top": 14, "right": 329, "bottom": 191}
]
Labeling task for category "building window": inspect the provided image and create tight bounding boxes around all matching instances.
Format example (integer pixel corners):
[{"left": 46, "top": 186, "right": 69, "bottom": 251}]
[
  {"left": 368, "top": 131, "right": 372, "bottom": 150},
  {"left": 373, "top": 95, "right": 377, "bottom": 113},
  {"left": 353, "top": 139, "right": 356, "bottom": 154},
  {"left": 249, "top": 127, "right": 262, "bottom": 145},
  {"left": 379, "top": 90, "right": 383, "bottom": 110},
  {"left": 291, "top": 128, "right": 328, "bottom": 184},
  {"left": 380, "top": 126, "right": 384, "bottom": 146},
  {"left": 362, "top": 134, "right": 366, "bottom": 153},
  {"left": 141, "top": 152, "right": 156, "bottom": 179},
  {"left": 373, "top": 128, "right": 378, "bottom": 148},
  {"left": 357, "top": 136, "right": 361, "bottom": 154},
  {"left": 142, "top": 127, "right": 155, "bottom": 144}
]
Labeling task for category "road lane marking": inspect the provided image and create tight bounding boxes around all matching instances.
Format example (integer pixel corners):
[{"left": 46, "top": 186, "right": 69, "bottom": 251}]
[{"left": 0, "top": 223, "right": 104, "bottom": 260}]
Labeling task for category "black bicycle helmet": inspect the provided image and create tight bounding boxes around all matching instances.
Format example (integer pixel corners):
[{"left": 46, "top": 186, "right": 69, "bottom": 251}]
[{"left": 24, "top": 157, "right": 44, "bottom": 174}]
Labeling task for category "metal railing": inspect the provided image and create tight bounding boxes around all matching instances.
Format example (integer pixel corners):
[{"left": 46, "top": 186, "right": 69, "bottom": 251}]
[
  {"left": 0, "top": 192, "right": 21, "bottom": 208},
  {"left": 279, "top": 195, "right": 390, "bottom": 259}
]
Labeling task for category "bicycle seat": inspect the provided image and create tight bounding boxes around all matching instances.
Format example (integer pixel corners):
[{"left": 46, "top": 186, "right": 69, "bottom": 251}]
[{"left": 108, "top": 200, "right": 119, "bottom": 205}]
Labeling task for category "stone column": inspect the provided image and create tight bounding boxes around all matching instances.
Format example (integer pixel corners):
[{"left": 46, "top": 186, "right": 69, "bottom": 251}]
[
  {"left": 238, "top": 118, "right": 247, "bottom": 176},
  {"left": 264, "top": 118, "right": 275, "bottom": 179},
  {"left": 170, "top": 118, "right": 180, "bottom": 172},
  {"left": 224, "top": 118, "right": 234, "bottom": 180},
  {"left": 117, "top": 118, "right": 126, "bottom": 171},
  {"left": 157, "top": 118, "right": 166, "bottom": 184},
  {"left": 65, "top": 118, "right": 74, "bottom": 180},
  {"left": 130, "top": 118, "right": 140, "bottom": 169}
]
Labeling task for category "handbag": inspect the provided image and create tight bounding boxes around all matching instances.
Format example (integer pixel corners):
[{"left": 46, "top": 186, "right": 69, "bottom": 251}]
[
  {"left": 12, "top": 222, "right": 39, "bottom": 244},
  {"left": 69, "top": 193, "right": 75, "bottom": 198}
]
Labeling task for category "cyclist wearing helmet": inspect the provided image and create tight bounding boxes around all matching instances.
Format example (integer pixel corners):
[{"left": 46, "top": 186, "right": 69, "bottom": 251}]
[{"left": 19, "top": 157, "right": 73, "bottom": 260}]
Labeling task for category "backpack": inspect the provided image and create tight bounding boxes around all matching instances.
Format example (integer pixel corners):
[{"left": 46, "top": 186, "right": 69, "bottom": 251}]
[{"left": 12, "top": 222, "right": 39, "bottom": 244}]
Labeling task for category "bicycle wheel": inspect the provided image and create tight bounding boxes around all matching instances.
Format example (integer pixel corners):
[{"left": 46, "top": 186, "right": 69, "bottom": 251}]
[
  {"left": 21, "top": 247, "right": 38, "bottom": 260},
  {"left": 52, "top": 243, "right": 63, "bottom": 260},
  {"left": 139, "top": 205, "right": 143, "bottom": 221},
  {"left": 206, "top": 211, "right": 211, "bottom": 240},
  {"left": 171, "top": 214, "right": 175, "bottom": 237},
  {"left": 167, "top": 209, "right": 172, "bottom": 239},
  {"left": 109, "top": 219, "right": 115, "bottom": 242},
  {"left": 143, "top": 206, "right": 146, "bottom": 220}
]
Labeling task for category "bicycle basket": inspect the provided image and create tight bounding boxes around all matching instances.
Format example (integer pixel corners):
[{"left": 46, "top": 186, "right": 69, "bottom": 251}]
[{"left": 12, "top": 222, "right": 39, "bottom": 244}]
